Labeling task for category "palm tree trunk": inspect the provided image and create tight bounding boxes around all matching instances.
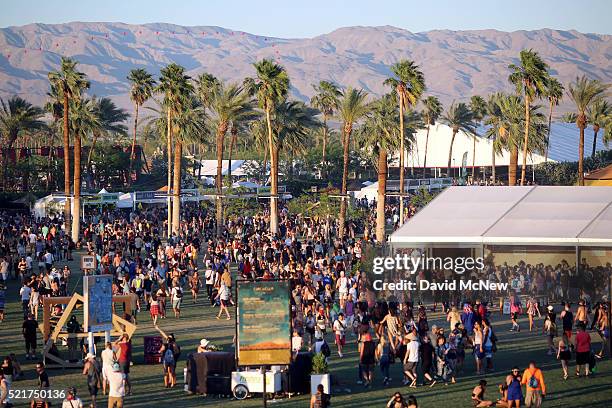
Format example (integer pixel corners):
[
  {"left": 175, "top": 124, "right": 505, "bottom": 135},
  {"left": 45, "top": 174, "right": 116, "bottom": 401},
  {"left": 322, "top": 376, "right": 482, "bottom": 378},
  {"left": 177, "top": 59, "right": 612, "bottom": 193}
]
[
  {"left": 166, "top": 109, "right": 173, "bottom": 238},
  {"left": 128, "top": 102, "right": 139, "bottom": 183},
  {"left": 591, "top": 126, "right": 599, "bottom": 158},
  {"left": 423, "top": 124, "right": 430, "bottom": 178},
  {"left": 472, "top": 137, "right": 476, "bottom": 179},
  {"left": 491, "top": 139, "right": 496, "bottom": 183},
  {"left": 339, "top": 124, "right": 351, "bottom": 238},
  {"left": 509, "top": 144, "right": 518, "bottom": 186},
  {"left": 227, "top": 127, "right": 237, "bottom": 180},
  {"left": 322, "top": 116, "right": 328, "bottom": 178},
  {"left": 265, "top": 107, "right": 278, "bottom": 234},
  {"left": 261, "top": 148, "right": 268, "bottom": 184},
  {"left": 398, "top": 97, "right": 405, "bottom": 225},
  {"left": 447, "top": 130, "right": 457, "bottom": 176},
  {"left": 172, "top": 140, "right": 182, "bottom": 234},
  {"left": 376, "top": 147, "right": 387, "bottom": 243},
  {"left": 215, "top": 125, "right": 226, "bottom": 237},
  {"left": 544, "top": 99, "right": 553, "bottom": 162},
  {"left": 578, "top": 124, "right": 585, "bottom": 186},
  {"left": 86, "top": 131, "right": 99, "bottom": 190},
  {"left": 520, "top": 96, "right": 530, "bottom": 185},
  {"left": 62, "top": 93, "right": 71, "bottom": 234},
  {"left": 71, "top": 132, "right": 81, "bottom": 242}
]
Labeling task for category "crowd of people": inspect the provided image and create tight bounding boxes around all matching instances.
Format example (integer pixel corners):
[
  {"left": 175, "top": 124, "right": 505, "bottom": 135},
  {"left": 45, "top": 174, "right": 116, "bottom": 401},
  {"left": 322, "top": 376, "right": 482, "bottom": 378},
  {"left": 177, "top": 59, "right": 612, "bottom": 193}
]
[{"left": 0, "top": 199, "right": 610, "bottom": 408}]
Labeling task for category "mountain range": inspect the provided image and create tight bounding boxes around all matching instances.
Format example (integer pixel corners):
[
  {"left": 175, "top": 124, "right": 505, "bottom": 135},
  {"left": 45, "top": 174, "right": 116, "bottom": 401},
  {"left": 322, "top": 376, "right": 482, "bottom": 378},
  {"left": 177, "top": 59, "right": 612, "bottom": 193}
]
[{"left": 1, "top": 22, "right": 610, "bottom": 114}]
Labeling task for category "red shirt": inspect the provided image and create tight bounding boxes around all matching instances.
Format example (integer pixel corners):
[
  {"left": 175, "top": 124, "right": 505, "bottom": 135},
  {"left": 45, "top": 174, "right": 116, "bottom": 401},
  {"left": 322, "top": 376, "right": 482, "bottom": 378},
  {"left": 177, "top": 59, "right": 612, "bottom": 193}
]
[
  {"left": 117, "top": 341, "right": 132, "bottom": 362},
  {"left": 575, "top": 331, "right": 591, "bottom": 353}
]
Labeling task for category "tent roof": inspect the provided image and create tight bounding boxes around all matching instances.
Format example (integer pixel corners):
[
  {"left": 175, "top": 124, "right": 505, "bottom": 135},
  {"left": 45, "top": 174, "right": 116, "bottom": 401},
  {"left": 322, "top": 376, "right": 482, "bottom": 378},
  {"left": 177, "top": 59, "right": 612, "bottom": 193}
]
[
  {"left": 390, "top": 186, "right": 612, "bottom": 246},
  {"left": 585, "top": 164, "right": 612, "bottom": 180}
]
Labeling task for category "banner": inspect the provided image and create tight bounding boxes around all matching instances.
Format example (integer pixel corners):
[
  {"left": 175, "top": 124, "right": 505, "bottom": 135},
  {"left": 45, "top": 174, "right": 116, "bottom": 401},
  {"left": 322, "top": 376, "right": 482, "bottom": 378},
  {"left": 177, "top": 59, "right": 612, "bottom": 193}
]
[
  {"left": 237, "top": 280, "right": 291, "bottom": 366},
  {"left": 83, "top": 275, "right": 113, "bottom": 332}
]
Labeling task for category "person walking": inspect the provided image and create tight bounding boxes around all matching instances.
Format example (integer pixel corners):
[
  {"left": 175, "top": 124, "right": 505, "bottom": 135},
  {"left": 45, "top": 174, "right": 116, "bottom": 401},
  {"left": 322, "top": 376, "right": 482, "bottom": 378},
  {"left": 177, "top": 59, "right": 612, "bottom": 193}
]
[
  {"left": 505, "top": 367, "right": 523, "bottom": 407},
  {"left": 557, "top": 334, "right": 571, "bottom": 380},
  {"left": 106, "top": 362, "right": 126, "bottom": 408},
  {"left": 402, "top": 333, "right": 419, "bottom": 388},
  {"left": 61, "top": 387, "right": 84, "bottom": 408},
  {"left": 82, "top": 353, "right": 102, "bottom": 408},
  {"left": 22, "top": 313, "right": 38, "bottom": 360},
  {"left": 215, "top": 281, "right": 231, "bottom": 320},
  {"left": 521, "top": 361, "right": 546, "bottom": 408},
  {"left": 574, "top": 323, "right": 591, "bottom": 377},
  {"left": 560, "top": 302, "right": 573, "bottom": 340},
  {"left": 100, "top": 343, "right": 115, "bottom": 396},
  {"left": 332, "top": 313, "right": 346, "bottom": 358},
  {"left": 170, "top": 282, "right": 183, "bottom": 319},
  {"left": 526, "top": 297, "right": 541, "bottom": 332}
]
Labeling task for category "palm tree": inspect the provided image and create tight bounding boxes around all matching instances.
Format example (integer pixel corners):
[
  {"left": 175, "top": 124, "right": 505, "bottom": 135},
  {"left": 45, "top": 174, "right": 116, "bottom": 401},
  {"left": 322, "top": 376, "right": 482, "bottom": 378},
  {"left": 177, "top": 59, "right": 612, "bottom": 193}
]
[
  {"left": 127, "top": 69, "right": 156, "bottom": 180},
  {"left": 336, "top": 88, "right": 370, "bottom": 238},
  {"left": 421, "top": 96, "right": 442, "bottom": 176},
  {"left": 203, "top": 81, "right": 256, "bottom": 236},
  {"left": 0, "top": 96, "right": 45, "bottom": 189},
  {"left": 48, "top": 57, "right": 89, "bottom": 232},
  {"left": 358, "top": 94, "right": 401, "bottom": 242},
  {"left": 86, "top": 97, "right": 129, "bottom": 188},
  {"left": 69, "top": 98, "right": 101, "bottom": 241},
  {"left": 440, "top": 102, "right": 477, "bottom": 177},
  {"left": 508, "top": 49, "right": 549, "bottom": 185},
  {"left": 156, "top": 63, "right": 194, "bottom": 235},
  {"left": 384, "top": 60, "right": 425, "bottom": 224},
  {"left": 310, "top": 81, "right": 341, "bottom": 173},
  {"left": 543, "top": 77, "right": 564, "bottom": 162},
  {"left": 469, "top": 95, "right": 487, "bottom": 179},
  {"left": 587, "top": 100, "right": 611, "bottom": 157},
  {"left": 244, "top": 59, "right": 290, "bottom": 234},
  {"left": 566, "top": 76, "right": 610, "bottom": 185},
  {"left": 487, "top": 94, "right": 547, "bottom": 185}
]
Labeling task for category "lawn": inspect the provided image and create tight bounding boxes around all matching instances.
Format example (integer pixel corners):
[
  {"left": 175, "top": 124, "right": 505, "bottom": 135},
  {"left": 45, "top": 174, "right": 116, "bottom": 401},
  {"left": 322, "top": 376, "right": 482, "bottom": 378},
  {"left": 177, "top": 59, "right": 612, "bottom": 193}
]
[{"left": 1, "top": 251, "right": 610, "bottom": 407}]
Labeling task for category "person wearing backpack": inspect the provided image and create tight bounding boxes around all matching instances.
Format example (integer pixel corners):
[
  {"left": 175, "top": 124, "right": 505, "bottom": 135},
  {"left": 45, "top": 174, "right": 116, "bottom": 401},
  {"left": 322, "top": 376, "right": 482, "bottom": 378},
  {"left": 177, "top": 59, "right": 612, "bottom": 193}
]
[
  {"left": 82, "top": 353, "right": 102, "bottom": 407},
  {"left": 159, "top": 334, "right": 180, "bottom": 388},
  {"left": 521, "top": 360, "right": 546, "bottom": 407}
]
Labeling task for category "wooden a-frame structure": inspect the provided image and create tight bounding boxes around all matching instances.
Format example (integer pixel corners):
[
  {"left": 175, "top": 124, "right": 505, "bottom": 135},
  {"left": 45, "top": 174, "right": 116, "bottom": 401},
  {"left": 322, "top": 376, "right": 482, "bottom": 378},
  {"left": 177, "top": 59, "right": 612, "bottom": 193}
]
[{"left": 40, "top": 293, "right": 136, "bottom": 368}]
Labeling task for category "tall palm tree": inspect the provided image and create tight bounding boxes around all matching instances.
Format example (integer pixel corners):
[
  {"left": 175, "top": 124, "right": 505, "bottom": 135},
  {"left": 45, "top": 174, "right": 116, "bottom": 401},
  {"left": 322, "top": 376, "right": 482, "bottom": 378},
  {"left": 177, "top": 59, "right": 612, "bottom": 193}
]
[
  {"left": 310, "top": 81, "right": 341, "bottom": 172},
  {"left": 244, "top": 59, "right": 290, "bottom": 234},
  {"left": 68, "top": 98, "right": 101, "bottom": 241},
  {"left": 358, "top": 94, "right": 401, "bottom": 242},
  {"left": 543, "top": 77, "right": 564, "bottom": 162},
  {"left": 508, "top": 49, "right": 549, "bottom": 185},
  {"left": 384, "top": 60, "right": 425, "bottom": 223},
  {"left": 566, "top": 76, "right": 610, "bottom": 185},
  {"left": 48, "top": 57, "right": 89, "bottom": 232},
  {"left": 86, "top": 97, "right": 129, "bottom": 188},
  {"left": 336, "top": 87, "right": 370, "bottom": 238},
  {"left": 469, "top": 95, "right": 487, "bottom": 179},
  {"left": 127, "top": 69, "right": 156, "bottom": 180},
  {"left": 440, "top": 102, "right": 477, "bottom": 177},
  {"left": 421, "top": 96, "right": 442, "bottom": 176},
  {"left": 587, "top": 100, "right": 611, "bottom": 157},
  {"left": 488, "top": 94, "right": 547, "bottom": 185},
  {"left": 204, "top": 82, "right": 256, "bottom": 236},
  {"left": 156, "top": 63, "right": 194, "bottom": 235},
  {"left": 0, "top": 96, "right": 45, "bottom": 189}
]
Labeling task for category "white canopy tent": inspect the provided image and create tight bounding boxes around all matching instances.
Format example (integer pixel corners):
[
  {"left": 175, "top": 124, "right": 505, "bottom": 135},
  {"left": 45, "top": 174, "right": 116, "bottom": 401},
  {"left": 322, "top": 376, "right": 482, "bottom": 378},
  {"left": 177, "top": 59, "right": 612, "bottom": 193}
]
[{"left": 390, "top": 186, "right": 612, "bottom": 247}]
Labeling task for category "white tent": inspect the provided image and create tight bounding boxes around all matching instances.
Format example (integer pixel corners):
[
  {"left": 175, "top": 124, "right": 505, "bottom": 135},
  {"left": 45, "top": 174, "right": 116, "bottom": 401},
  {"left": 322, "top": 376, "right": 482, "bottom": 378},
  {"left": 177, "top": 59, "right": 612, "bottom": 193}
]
[
  {"left": 399, "top": 122, "right": 607, "bottom": 169},
  {"left": 117, "top": 193, "right": 134, "bottom": 209},
  {"left": 33, "top": 194, "right": 66, "bottom": 219},
  {"left": 231, "top": 180, "right": 261, "bottom": 189},
  {"left": 196, "top": 160, "right": 258, "bottom": 177},
  {"left": 390, "top": 186, "right": 612, "bottom": 246}
]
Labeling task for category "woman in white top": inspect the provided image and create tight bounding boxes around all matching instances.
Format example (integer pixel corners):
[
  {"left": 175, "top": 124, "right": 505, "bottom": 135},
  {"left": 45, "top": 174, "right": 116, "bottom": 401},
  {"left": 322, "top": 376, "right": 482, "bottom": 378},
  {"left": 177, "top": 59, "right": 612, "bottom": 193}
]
[{"left": 215, "top": 282, "right": 231, "bottom": 320}]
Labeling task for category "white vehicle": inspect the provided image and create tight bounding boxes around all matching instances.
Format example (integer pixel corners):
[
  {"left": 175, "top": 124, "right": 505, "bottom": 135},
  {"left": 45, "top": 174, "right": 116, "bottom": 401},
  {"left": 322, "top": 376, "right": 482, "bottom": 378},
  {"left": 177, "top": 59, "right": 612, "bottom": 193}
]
[{"left": 231, "top": 370, "right": 282, "bottom": 400}]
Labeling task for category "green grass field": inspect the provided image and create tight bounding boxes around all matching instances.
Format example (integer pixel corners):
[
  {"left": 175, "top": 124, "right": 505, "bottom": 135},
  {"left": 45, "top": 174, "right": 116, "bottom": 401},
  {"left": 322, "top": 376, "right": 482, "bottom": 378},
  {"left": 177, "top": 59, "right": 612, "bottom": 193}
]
[{"left": 1, "top": 252, "right": 611, "bottom": 408}]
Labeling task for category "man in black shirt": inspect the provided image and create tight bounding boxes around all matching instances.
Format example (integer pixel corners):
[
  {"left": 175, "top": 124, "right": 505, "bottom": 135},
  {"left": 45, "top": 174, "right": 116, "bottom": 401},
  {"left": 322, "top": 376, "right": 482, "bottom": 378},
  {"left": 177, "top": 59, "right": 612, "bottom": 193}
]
[{"left": 22, "top": 313, "right": 38, "bottom": 359}]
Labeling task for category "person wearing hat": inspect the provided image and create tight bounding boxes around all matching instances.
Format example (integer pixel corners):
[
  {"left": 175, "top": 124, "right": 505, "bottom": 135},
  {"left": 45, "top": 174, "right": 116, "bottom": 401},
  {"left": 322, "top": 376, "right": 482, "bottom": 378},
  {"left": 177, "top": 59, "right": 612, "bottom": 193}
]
[
  {"left": 61, "top": 387, "right": 84, "bottom": 408},
  {"left": 197, "top": 339, "right": 210, "bottom": 353},
  {"left": 106, "top": 362, "right": 126, "bottom": 408},
  {"left": 82, "top": 353, "right": 101, "bottom": 407},
  {"left": 574, "top": 300, "right": 588, "bottom": 328}
]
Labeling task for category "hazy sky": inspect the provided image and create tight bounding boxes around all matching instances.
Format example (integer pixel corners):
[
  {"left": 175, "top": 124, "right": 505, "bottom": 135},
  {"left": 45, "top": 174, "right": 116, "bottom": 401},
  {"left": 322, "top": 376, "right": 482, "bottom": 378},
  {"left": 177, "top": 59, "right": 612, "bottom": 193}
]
[{"left": 2, "top": 0, "right": 611, "bottom": 37}]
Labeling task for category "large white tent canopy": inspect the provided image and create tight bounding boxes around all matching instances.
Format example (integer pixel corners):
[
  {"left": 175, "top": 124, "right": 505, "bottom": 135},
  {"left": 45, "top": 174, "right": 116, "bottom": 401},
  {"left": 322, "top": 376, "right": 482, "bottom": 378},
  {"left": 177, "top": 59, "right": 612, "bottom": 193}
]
[{"left": 390, "top": 186, "right": 612, "bottom": 246}]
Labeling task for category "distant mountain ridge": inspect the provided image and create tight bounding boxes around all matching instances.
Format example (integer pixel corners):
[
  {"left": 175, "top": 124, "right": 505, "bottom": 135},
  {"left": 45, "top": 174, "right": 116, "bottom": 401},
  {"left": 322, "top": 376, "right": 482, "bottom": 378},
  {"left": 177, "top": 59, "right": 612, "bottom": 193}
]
[{"left": 0, "top": 22, "right": 610, "bottom": 114}]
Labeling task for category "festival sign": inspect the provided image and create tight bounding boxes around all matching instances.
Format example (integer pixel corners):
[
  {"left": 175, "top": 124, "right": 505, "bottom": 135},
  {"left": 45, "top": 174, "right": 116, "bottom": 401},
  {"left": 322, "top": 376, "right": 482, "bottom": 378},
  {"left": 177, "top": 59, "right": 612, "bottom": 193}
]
[
  {"left": 237, "top": 280, "right": 291, "bottom": 366},
  {"left": 81, "top": 255, "right": 97, "bottom": 270},
  {"left": 83, "top": 275, "right": 113, "bottom": 332}
]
